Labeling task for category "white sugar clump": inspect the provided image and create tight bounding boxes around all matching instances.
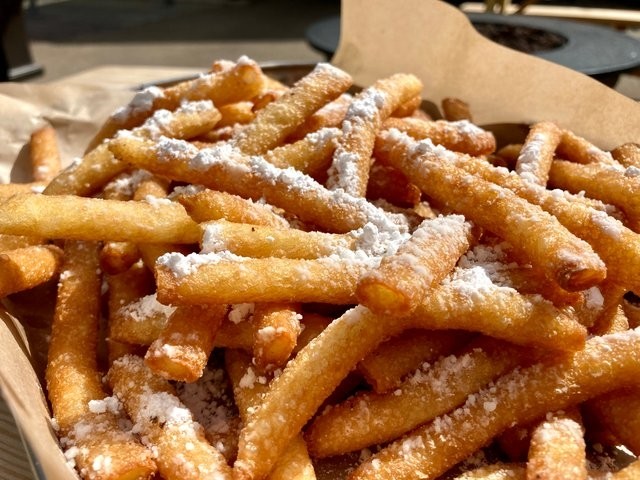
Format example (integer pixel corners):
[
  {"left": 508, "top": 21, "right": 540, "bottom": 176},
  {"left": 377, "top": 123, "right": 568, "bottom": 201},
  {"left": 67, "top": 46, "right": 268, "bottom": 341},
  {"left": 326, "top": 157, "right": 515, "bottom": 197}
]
[
  {"left": 344, "top": 87, "right": 386, "bottom": 122},
  {"left": 228, "top": 303, "right": 254, "bottom": 324},
  {"left": 118, "top": 293, "right": 175, "bottom": 323},
  {"left": 88, "top": 396, "right": 121, "bottom": 415},
  {"left": 191, "top": 142, "right": 249, "bottom": 172},
  {"left": 112, "top": 86, "right": 164, "bottom": 123},
  {"left": 201, "top": 222, "right": 226, "bottom": 253},
  {"left": 517, "top": 131, "right": 548, "bottom": 183},
  {"left": 157, "top": 251, "right": 244, "bottom": 278},
  {"left": 156, "top": 136, "right": 199, "bottom": 162},
  {"left": 239, "top": 366, "right": 268, "bottom": 389},
  {"left": 584, "top": 286, "right": 604, "bottom": 310},
  {"left": 590, "top": 209, "right": 623, "bottom": 239},
  {"left": 107, "top": 169, "right": 152, "bottom": 197},
  {"left": 450, "top": 119, "right": 485, "bottom": 137},
  {"left": 143, "top": 195, "right": 173, "bottom": 207},
  {"left": 178, "top": 99, "right": 215, "bottom": 114},
  {"left": 625, "top": 165, "right": 640, "bottom": 178},
  {"left": 305, "top": 127, "right": 342, "bottom": 147}
]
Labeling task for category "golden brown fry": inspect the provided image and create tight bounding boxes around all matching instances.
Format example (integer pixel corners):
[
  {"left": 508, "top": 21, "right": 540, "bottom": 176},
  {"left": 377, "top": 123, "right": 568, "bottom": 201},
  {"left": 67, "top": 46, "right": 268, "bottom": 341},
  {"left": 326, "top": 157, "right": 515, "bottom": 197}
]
[
  {"left": 155, "top": 253, "right": 370, "bottom": 305},
  {"left": 0, "top": 181, "right": 45, "bottom": 198},
  {"left": 0, "top": 193, "right": 201, "bottom": 244},
  {"left": 548, "top": 160, "right": 640, "bottom": 221},
  {"left": 392, "top": 94, "right": 423, "bottom": 118},
  {"left": 441, "top": 97, "right": 472, "bottom": 121},
  {"left": 356, "top": 214, "right": 474, "bottom": 315},
  {"left": 200, "top": 219, "right": 355, "bottom": 259},
  {"left": 326, "top": 73, "right": 423, "bottom": 197},
  {"left": 526, "top": 409, "right": 587, "bottom": 480},
  {"left": 382, "top": 117, "right": 496, "bottom": 156},
  {"left": 109, "top": 293, "right": 176, "bottom": 346},
  {"left": 357, "top": 329, "right": 473, "bottom": 393},
  {"left": 173, "top": 187, "right": 289, "bottom": 228},
  {"left": 0, "top": 244, "right": 63, "bottom": 298},
  {"left": 375, "top": 129, "right": 606, "bottom": 292},
  {"left": 252, "top": 303, "right": 302, "bottom": 371},
  {"left": 108, "top": 355, "right": 233, "bottom": 480},
  {"left": 87, "top": 59, "right": 264, "bottom": 151},
  {"left": 515, "top": 121, "right": 562, "bottom": 185},
  {"left": 612, "top": 459, "right": 640, "bottom": 480},
  {"left": 306, "top": 336, "right": 530, "bottom": 458},
  {"left": 350, "top": 329, "right": 640, "bottom": 480},
  {"left": 46, "top": 241, "right": 156, "bottom": 480},
  {"left": 288, "top": 93, "right": 352, "bottom": 141},
  {"left": 145, "top": 304, "right": 227, "bottom": 382},
  {"left": 218, "top": 101, "right": 256, "bottom": 127},
  {"left": 99, "top": 241, "right": 141, "bottom": 275},
  {"left": 451, "top": 463, "right": 526, "bottom": 480},
  {"left": 366, "top": 163, "right": 422, "bottom": 207},
  {"left": 490, "top": 143, "right": 522, "bottom": 169},
  {"left": 29, "top": 124, "right": 62, "bottom": 183},
  {"left": 584, "top": 388, "right": 640, "bottom": 456},
  {"left": 0, "top": 233, "right": 44, "bottom": 253},
  {"left": 611, "top": 142, "right": 640, "bottom": 169},
  {"left": 556, "top": 129, "right": 619, "bottom": 166},
  {"left": 233, "top": 63, "right": 352, "bottom": 155},
  {"left": 225, "top": 349, "right": 316, "bottom": 480},
  {"left": 265, "top": 127, "right": 341, "bottom": 177}
]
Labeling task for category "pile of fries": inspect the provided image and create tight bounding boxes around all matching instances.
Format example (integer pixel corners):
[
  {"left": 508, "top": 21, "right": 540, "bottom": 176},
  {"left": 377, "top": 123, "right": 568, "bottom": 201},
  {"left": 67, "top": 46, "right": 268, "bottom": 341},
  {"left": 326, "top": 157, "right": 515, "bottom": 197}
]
[{"left": 2, "top": 56, "right": 640, "bottom": 480}]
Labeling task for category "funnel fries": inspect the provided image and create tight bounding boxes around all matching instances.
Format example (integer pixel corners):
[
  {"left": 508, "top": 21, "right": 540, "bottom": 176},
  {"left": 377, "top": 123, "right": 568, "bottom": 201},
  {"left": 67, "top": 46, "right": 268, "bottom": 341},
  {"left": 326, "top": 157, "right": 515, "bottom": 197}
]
[{"left": 4, "top": 59, "right": 640, "bottom": 480}]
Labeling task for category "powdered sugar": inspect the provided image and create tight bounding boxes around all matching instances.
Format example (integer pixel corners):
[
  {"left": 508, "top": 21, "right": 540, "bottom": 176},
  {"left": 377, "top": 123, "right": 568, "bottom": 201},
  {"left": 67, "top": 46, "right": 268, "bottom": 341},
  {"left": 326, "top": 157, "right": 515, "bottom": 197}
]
[{"left": 112, "top": 86, "right": 164, "bottom": 123}]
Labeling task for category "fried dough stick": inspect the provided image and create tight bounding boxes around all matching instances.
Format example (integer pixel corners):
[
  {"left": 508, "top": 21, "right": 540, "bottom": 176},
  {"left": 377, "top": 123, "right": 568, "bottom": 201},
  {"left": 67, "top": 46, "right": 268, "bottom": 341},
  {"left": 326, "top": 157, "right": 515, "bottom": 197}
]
[
  {"left": 441, "top": 97, "right": 473, "bottom": 122},
  {"left": 225, "top": 349, "right": 316, "bottom": 480},
  {"left": 105, "top": 260, "right": 154, "bottom": 364},
  {"left": 233, "top": 308, "right": 395, "bottom": 480},
  {"left": 288, "top": 93, "right": 352, "bottom": 141},
  {"left": 357, "top": 329, "right": 473, "bottom": 393},
  {"left": 46, "top": 241, "right": 156, "bottom": 480},
  {"left": 382, "top": 117, "right": 496, "bottom": 156},
  {"left": 514, "top": 121, "right": 562, "bottom": 185},
  {"left": 556, "top": 129, "right": 618, "bottom": 166},
  {"left": 611, "top": 142, "right": 640, "bottom": 169},
  {"left": 87, "top": 58, "right": 264, "bottom": 151},
  {"left": 233, "top": 62, "right": 352, "bottom": 155},
  {"left": 374, "top": 129, "right": 606, "bottom": 292},
  {"left": 326, "top": 73, "right": 423, "bottom": 197},
  {"left": 548, "top": 160, "right": 640, "bottom": 222},
  {"left": 155, "top": 254, "right": 371, "bottom": 305},
  {"left": 252, "top": 303, "right": 302, "bottom": 371},
  {"left": 107, "top": 355, "right": 233, "bottom": 480},
  {"left": 350, "top": 329, "right": 640, "bottom": 480},
  {"left": 29, "top": 124, "right": 62, "bottom": 183},
  {"left": 526, "top": 408, "right": 587, "bottom": 480},
  {"left": 305, "top": 336, "right": 532, "bottom": 458},
  {"left": 144, "top": 304, "right": 228, "bottom": 383},
  {"left": 0, "top": 244, "right": 63, "bottom": 298},
  {"left": 199, "top": 220, "right": 355, "bottom": 259},
  {"left": 45, "top": 100, "right": 222, "bottom": 196},
  {"left": 173, "top": 187, "right": 289, "bottom": 228},
  {"left": 0, "top": 193, "right": 201, "bottom": 244},
  {"left": 356, "top": 214, "right": 474, "bottom": 315}
]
